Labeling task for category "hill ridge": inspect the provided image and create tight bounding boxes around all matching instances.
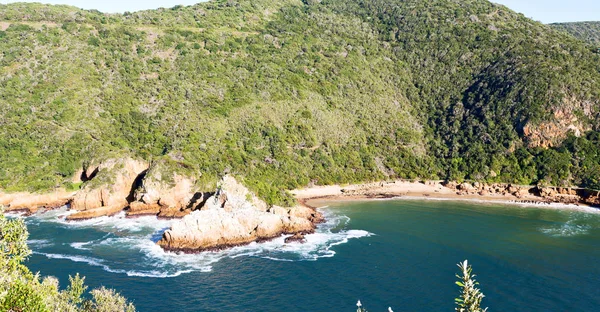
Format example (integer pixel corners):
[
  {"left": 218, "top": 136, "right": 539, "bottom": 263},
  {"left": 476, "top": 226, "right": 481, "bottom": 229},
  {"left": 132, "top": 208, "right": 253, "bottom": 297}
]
[{"left": 1, "top": 0, "right": 599, "bottom": 204}]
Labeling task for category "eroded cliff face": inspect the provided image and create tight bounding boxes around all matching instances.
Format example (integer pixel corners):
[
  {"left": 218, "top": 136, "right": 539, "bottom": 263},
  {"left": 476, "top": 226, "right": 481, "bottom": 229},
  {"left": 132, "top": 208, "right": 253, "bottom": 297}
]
[
  {"left": 157, "top": 176, "right": 322, "bottom": 252},
  {"left": 67, "top": 157, "right": 148, "bottom": 220},
  {"left": 523, "top": 96, "right": 595, "bottom": 148},
  {"left": 127, "top": 160, "right": 204, "bottom": 218}
]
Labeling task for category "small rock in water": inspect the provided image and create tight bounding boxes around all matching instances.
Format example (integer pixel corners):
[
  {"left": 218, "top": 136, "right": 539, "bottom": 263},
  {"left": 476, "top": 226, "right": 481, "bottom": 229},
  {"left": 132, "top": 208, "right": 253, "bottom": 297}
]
[{"left": 285, "top": 233, "right": 307, "bottom": 244}]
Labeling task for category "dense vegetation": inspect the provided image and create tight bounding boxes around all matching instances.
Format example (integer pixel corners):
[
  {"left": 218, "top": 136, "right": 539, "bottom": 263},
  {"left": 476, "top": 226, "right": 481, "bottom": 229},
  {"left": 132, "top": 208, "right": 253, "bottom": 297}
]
[
  {"left": 1, "top": 0, "right": 599, "bottom": 205},
  {"left": 0, "top": 210, "right": 136, "bottom": 311},
  {"left": 551, "top": 21, "right": 600, "bottom": 46}
]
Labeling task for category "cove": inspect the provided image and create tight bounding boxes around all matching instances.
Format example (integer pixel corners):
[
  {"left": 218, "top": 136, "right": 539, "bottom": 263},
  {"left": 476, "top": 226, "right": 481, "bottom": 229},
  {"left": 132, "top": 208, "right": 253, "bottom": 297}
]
[{"left": 21, "top": 199, "right": 600, "bottom": 311}]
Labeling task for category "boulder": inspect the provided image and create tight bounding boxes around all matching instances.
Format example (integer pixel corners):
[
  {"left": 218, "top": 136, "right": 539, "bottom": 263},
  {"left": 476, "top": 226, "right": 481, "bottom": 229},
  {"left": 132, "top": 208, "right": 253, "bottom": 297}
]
[
  {"left": 285, "top": 233, "right": 307, "bottom": 244},
  {"left": 540, "top": 187, "right": 558, "bottom": 198},
  {"left": 507, "top": 185, "right": 520, "bottom": 195},
  {"left": 458, "top": 183, "right": 473, "bottom": 191},
  {"left": 127, "top": 201, "right": 162, "bottom": 217},
  {"left": 157, "top": 207, "right": 193, "bottom": 219}
]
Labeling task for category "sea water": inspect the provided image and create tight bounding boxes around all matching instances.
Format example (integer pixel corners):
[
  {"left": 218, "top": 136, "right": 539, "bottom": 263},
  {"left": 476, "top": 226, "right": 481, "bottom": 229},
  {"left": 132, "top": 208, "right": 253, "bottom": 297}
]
[{"left": 16, "top": 200, "right": 600, "bottom": 311}]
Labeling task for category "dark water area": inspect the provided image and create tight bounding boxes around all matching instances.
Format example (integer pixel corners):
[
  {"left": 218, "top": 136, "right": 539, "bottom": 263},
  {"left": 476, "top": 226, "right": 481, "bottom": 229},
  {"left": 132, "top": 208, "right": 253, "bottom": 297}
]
[{"left": 20, "top": 199, "right": 600, "bottom": 311}]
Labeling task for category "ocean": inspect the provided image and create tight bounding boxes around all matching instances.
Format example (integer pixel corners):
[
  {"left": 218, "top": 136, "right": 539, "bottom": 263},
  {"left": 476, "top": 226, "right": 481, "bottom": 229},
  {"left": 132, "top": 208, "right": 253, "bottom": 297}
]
[{"left": 17, "top": 199, "right": 600, "bottom": 311}]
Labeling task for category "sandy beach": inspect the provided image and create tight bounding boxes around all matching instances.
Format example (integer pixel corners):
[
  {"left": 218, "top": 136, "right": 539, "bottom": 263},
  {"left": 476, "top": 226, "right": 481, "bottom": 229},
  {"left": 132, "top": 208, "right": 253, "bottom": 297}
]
[{"left": 292, "top": 180, "right": 598, "bottom": 211}]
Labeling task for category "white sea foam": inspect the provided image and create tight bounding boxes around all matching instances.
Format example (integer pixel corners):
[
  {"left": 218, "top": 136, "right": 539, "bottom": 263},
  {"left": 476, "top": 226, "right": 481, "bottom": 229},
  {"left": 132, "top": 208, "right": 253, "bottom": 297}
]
[
  {"left": 24, "top": 207, "right": 371, "bottom": 277},
  {"left": 392, "top": 196, "right": 600, "bottom": 214},
  {"left": 35, "top": 252, "right": 105, "bottom": 267},
  {"left": 27, "top": 239, "right": 54, "bottom": 248},
  {"left": 70, "top": 242, "right": 92, "bottom": 251},
  {"left": 33, "top": 251, "right": 194, "bottom": 278},
  {"left": 539, "top": 212, "right": 595, "bottom": 237},
  {"left": 56, "top": 212, "right": 173, "bottom": 233},
  {"left": 539, "top": 222, "right": 592, "bottom": 237}
]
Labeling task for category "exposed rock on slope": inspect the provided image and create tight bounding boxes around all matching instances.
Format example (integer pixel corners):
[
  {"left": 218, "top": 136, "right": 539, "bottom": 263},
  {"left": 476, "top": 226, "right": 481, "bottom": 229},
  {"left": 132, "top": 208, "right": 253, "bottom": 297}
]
[
  {"left": 127, "top": 160, "right": 204, "bottom": 218},
  {"left": 158, "top": 176, "right": 322, "bottom": 252},
  {"left": 68, "top": 157, "right": 148, "bottom": 220},
  {"left": 523, "top": 99, "right": 593, "bottom": 148}
]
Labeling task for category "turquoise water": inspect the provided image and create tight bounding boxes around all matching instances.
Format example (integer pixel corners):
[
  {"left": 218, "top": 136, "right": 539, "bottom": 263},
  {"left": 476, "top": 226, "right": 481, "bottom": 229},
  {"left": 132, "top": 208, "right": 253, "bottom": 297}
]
[{"left": 18, "top": 199, "right": 600, "bottom": 311}]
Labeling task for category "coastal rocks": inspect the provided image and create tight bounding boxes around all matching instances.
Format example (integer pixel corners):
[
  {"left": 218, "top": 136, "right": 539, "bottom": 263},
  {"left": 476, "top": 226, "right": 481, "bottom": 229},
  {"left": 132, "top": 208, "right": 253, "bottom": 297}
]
[
  {"left": 535, "top": 186, "right": 582, "bottom": 205},
  {"left": 444, "top": 181, "right": 532, "bottom": 198},
  {"left": 158, "top": 176, "right": 321, "bottom": 252},
  {"left": 0, "top": 190, "right": 76, "bottom": 214},
  {"left": 583, "top": 191, "right": 600, "bottom": 206},
  {"left": 66, "top": 204, "right": 125, "bottom": 221},
  {"left": 126, "top": 201, "right": 163, "bottom": 217},
  {"left": 69, "top": 157, "right": 148, "bottom": 219},
  {"left": 285, "top": 233, "right": 307, "bottom": 244},
  {"left": 127, "top": 160, "right": 202, "bottom": 218}
]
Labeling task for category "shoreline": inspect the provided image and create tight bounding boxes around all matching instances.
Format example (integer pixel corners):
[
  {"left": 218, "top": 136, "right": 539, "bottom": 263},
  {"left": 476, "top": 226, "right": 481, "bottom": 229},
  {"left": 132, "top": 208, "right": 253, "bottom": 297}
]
[{"left": 293, "top": 180, "right": 600, "bottom": 212}]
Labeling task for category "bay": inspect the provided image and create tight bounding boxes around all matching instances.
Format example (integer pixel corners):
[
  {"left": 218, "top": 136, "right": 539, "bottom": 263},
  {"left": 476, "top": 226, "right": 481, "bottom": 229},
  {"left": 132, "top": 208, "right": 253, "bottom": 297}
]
[{"left": 21, "top": 199, "right": 600, "bottom": 311}]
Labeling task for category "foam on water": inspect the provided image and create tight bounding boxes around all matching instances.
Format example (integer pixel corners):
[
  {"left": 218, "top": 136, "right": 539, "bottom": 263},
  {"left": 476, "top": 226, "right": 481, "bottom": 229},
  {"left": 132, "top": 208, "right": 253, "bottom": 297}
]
[
  {"left": 395, "top": 196, "right": 600, "bottom": 214},
  {"left": 539, "top": 222, "right": 591, "bottom": 237},
  {"left": 24, "top": 207, "right": 371, "bottom": 278},
  {"left": 27, "top": 239, "right": 54, "bottom": 248},
  {"left": 539, "top": 212, "right": 595, "bottom": 237},
  {"left": 33, "top": 251, "right": 194, "bottom": 278}
]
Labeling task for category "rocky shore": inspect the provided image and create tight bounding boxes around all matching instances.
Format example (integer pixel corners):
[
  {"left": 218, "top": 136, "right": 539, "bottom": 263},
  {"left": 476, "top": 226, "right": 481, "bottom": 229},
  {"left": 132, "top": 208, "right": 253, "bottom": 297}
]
[
  {"left": 1, "top": 156, "right": 599, "bottom": 252},
  {"left": 0, "top": 157, "right": 323, "bottom": 253},
  {"left": 157, "top": 175, "right": 322, "bottom": 253}
]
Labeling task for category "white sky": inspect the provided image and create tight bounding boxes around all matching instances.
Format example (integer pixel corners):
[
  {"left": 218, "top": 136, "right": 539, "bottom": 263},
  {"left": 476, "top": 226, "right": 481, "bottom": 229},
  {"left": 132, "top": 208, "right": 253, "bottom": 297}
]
[{"left": 0, "top": 0, "right": 598, "bottom": 23}]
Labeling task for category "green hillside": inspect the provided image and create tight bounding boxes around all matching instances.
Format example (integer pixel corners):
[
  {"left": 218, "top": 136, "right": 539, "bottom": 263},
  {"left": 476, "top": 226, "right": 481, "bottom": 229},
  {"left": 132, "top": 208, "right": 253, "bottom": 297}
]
[
  {"left": 551, "top": 21, "right": 600, "bottom": 46},
  {"left": 1, "top": 0, "right": 599, "bottom": 204}
]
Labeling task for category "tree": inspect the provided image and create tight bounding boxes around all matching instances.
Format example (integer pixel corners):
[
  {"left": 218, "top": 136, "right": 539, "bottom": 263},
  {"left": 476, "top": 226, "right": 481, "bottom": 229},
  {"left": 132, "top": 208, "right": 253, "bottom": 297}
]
[{"left": 0, "top": 209, "right": 136, "bottom": 312}]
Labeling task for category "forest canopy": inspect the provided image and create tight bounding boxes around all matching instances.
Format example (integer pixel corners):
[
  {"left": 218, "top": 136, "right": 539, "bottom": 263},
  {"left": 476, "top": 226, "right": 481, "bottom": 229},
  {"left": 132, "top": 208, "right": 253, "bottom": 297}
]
[{"left": 1, "top": 0, "right": 599, "bottom": 204}]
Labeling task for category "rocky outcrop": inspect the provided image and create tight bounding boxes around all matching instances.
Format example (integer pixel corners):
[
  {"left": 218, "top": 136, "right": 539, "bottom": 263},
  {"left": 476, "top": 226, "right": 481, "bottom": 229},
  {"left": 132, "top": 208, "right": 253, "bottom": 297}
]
[
  {"left": 158, "top": 176, "right": 322, "bottom": 252},
  {"left": 444, "top": 181, "right": 532, "bottom": 198},
  {"left": 584, "top": 190, "right": 600, "bottom": 206},
  {"left": 523, "top": 98, "right": 593, "bottom": 148},
  {"left": 66, "top": 204, "right": 125, "bottom": 221},
  {"left": 535, "top": 186, "right": 586, "bottom": 205},
  {"left": 0, "top": 190, "right": 76, "bottom": 214},
  {"left": 285, "top": 233, "right": 307, "bottom": 244},
  {"left": 69, "top": 157, "right": 148, "bottom": 219},
  {"left": 127, "top": 160, "right": 203, "bottom": 218},
  {"left": 442, "top": 181, "right": 600, "bottom": 206}
]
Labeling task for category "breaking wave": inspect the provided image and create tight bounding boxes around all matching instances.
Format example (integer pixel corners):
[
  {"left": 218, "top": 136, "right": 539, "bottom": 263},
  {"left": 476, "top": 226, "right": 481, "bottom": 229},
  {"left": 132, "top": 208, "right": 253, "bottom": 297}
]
[{"left": 24, "top": 207, "right": 371, "bottom": 278}]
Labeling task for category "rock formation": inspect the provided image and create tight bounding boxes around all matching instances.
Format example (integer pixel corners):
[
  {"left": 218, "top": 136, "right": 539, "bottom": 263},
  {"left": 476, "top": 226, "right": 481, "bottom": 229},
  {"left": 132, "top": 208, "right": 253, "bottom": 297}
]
[
  {"left": 158, "top": 175, "right": 322, "bottom": 252},
  {"left": 67, "top": 157, "right": 148, "bottom": 220},
  {"left": 127, "top": 159, "right": 202, "bottom": 218},
  {"left": 0, "top": 190, "right": 76, "bottom": 214},
  {"left": 444, "top": 181, "right": 533, "bottom": 198},
  {"left": 285, "top": 233, "right": 307, "bottom": 244}
]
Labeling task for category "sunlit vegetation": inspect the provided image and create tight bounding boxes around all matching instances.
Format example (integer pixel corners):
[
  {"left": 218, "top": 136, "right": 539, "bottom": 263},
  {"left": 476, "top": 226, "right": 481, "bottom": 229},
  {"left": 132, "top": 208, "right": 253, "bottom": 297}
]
[
  {"left": 0, "top": 211, "right": 136, "bottom": 311},
  {"left": 1, "top": 0, "right": 599, "bottom": 205},
  {"left": 552, "top": 21, "right": 600, "bottom": 46}
]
